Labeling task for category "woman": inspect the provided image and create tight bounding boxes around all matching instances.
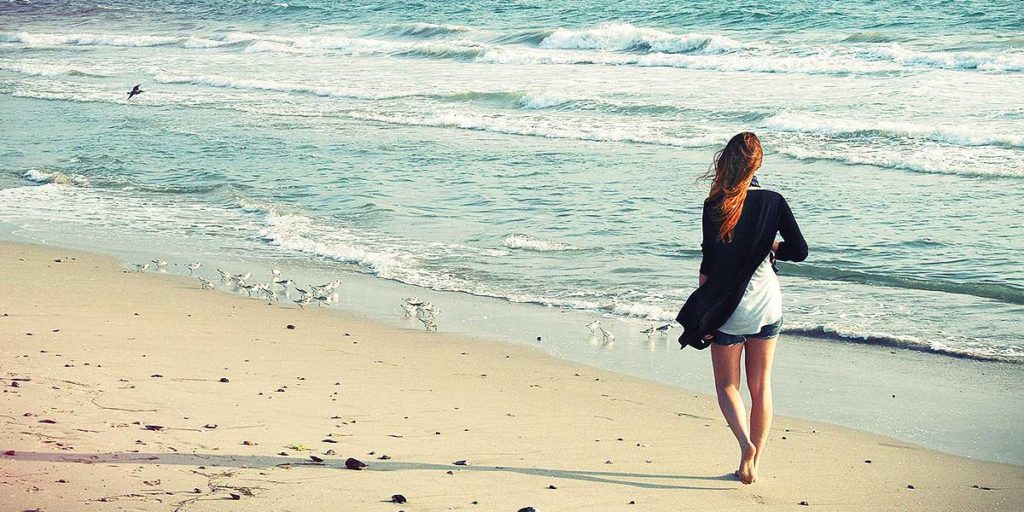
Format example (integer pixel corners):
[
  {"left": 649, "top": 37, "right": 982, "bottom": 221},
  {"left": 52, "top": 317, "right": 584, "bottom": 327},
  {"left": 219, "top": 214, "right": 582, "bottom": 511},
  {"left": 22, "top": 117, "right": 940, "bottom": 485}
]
[{"left": 676, "top": 132, "right": 807, "bottom": 484}]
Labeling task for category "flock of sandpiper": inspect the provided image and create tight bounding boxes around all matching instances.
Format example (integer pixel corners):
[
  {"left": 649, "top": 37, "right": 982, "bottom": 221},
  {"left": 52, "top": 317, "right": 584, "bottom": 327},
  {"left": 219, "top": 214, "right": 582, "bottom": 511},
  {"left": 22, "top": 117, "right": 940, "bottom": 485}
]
[{"left": 133, "top": 260, "right": 675, "bottom": 338}]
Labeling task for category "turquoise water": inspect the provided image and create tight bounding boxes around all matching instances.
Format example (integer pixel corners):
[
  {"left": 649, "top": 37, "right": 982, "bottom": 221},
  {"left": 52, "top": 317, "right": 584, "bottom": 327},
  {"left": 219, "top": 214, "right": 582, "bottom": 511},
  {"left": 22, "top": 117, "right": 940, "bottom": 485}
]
[{"left": 1, "top": 0, "right": 1023, "bottom": 363}]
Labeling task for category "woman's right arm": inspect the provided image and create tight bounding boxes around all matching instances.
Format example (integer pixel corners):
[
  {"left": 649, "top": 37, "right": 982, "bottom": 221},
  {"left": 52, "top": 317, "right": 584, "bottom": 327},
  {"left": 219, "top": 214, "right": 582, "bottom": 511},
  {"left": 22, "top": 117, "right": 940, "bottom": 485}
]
[
  {"left": 699, "top": 201, "right": 714, "bottom": 285},
  {"left": 775, "top": 196, "right": 808, "bottom": 262}
]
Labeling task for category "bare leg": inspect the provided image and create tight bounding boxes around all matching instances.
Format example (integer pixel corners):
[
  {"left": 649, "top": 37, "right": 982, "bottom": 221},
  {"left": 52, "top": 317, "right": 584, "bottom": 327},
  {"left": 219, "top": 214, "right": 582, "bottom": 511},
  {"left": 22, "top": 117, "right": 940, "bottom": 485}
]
[
  {"left": 711, "top": 342, "right": 756, "bottom": 484},
  {"left": 745, "top": 336, "right": 778, "bottom": 483}
]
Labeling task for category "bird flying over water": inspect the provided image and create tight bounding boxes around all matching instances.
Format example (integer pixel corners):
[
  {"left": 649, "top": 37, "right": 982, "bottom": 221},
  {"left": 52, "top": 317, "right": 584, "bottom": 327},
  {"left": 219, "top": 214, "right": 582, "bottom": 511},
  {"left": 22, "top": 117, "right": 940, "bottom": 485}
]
[{"left": 127, "top": 84, "right": 143, "bottom": 100}]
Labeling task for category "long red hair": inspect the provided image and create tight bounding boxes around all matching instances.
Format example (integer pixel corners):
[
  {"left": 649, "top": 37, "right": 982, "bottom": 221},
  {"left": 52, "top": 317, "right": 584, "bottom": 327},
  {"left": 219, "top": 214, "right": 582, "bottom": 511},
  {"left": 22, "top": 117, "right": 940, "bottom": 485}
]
[{"left": 701, "top": 132, "right": 763, "bottom": 242}]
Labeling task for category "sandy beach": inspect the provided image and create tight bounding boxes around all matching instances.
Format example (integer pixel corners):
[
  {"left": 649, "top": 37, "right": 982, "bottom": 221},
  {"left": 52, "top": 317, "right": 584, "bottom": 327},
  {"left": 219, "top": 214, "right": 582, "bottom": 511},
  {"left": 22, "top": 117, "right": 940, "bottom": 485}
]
[{"left": 1, "top": 241, "right": 1021, "bottom": 511}]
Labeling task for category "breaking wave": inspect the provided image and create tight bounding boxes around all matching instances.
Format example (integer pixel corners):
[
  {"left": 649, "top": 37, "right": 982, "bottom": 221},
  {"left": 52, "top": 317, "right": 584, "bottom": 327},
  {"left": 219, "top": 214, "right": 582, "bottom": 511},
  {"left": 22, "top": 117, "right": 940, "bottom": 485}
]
[{"left": 503, "top": 233, "right": 582, "bottom": 252}]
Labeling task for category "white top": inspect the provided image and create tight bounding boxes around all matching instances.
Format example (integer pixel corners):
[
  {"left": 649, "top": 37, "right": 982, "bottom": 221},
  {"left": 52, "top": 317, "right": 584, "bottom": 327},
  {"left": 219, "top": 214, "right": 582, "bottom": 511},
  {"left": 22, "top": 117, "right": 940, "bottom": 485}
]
[{"left": 718, "top": 253, "right": 782, "bottom": 335}]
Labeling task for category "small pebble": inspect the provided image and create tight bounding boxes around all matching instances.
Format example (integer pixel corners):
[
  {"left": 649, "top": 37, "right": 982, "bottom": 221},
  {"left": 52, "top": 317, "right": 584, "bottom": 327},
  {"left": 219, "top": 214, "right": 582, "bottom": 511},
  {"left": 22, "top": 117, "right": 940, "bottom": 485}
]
[
  {"left": 798, "top": 501, "right": 809, "bottom": 506},
  {"left": 391, "top": 494, "right": 407, "bottom": 504},
  {"left": 286, "top": 324, "right": 295, "bottom": 330},
  {"left": 219, "top": 377, "right": 230, "bottom": 383},
  {"left": 345, "top": 457, "right": 366, "bottom": 470}
]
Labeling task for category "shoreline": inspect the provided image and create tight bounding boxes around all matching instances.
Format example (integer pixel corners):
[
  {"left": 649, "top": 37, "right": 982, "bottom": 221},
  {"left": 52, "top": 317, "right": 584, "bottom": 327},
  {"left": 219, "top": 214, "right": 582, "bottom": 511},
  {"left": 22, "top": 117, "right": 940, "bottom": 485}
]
[
  {"left": 2, "top": 233, "right": 1022, "bottom": 466},
  {"left": 2, "top": 241, "right": 1023, "bottom": 510}
]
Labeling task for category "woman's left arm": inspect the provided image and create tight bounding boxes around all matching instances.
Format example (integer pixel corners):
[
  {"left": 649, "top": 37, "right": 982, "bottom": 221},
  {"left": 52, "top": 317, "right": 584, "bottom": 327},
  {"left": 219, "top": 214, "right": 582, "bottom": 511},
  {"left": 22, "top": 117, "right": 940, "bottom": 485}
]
[{"left": 775, "top": 196, "right": 808, "bottom": 262}]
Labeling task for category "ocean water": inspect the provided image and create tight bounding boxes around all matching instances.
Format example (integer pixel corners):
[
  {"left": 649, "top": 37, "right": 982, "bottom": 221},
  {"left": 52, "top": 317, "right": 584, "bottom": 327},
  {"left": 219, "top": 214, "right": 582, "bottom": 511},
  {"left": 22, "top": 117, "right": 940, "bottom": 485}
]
[{"left": 1, "top": 0, "right": 1023, "bottom": 365}]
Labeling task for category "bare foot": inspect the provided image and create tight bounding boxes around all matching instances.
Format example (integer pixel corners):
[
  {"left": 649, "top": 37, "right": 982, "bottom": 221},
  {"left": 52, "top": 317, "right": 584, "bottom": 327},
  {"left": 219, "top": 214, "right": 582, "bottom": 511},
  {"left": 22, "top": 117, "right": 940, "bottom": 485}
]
[{"left": 738, "top": 445, "right": 757, "bottom": 484}]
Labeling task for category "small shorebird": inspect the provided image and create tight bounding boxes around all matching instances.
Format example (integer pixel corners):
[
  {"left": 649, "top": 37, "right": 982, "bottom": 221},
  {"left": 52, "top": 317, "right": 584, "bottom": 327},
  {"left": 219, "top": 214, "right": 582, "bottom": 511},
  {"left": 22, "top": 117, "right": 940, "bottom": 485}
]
[
  {"left": 401, "top": 301, "right": 418, "bottom": 316},
  {"left": 235, "top": 272, "right": 252, "bottom": 282},
  {"left": 641, "top": 325, "right": 656, "bottom": 335},
  {"left": 586, "top": 320, "right": 601, "bottom": 334},
  {"left": 419, "top": 314, "right": 437, "bottom": 332},
  {"left": 127, "top": 84, "right": 143, "bottom": 100},
  {"left": 599, "top": 326, "right": 615, "bottom": 343},
  {"left": 187, "top": 262, "right": 202, "bottom": 275},
  {"left": 312, "top": 292, "right": 333, "bottom": 307},
  {"left": 197, "top": 277, "right": 214, "bottom": 290},
  {"left": 273, "top": 278, "right": 294, "bottom": 289},
  {"left": 655, "top": 323, "right": 673, "bottom": 333},
  {"left": 134, "top": 263, "right": 150, "bottom": 272},
  {"left": 294, "top": 296, "right": 313, "bottom": 309},
  {"left": 217, "top": 268, "right": 231, "bottom": 282},
  {"left": 151, "top": 259, "right": 168, "bottom": 270},
  {"left": 416, "top": 302, "right": 439, "bottom": 317},
  {"left": 317, "top": 280, "right": 341, "bottom": 292}
]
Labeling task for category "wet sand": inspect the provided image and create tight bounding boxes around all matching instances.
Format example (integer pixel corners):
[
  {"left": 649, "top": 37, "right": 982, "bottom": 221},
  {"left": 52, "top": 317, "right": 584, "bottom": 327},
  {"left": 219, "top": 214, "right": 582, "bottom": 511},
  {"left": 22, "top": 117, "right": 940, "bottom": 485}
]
[{"left": 1, "top": 242, "right": 1022, "bottom": 511}]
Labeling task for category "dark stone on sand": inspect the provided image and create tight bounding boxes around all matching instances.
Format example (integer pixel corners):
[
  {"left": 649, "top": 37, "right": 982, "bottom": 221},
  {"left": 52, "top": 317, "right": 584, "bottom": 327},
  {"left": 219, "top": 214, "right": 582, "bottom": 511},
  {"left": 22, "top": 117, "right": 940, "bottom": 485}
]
[
  {"left": 446, "top": 470, "right": 453, "bottom": 475},
  {"left": 219, "top": 377, "right": 230, "bottom": 383},
  {"left": 907, "top": 484, "right": 915, "bottom": 489},
  {"left": 864, "top": 459, "right": 872, "bottom": 463},
  {"left": 547, "top": 485, "right": 556, "bottom": 489},
  {"left": 286, "top": 324, "right": 295, "bottom": 330},
  {"left": 471, "top": 501, "right": 478, "bottom": 505},
  {"left": 391, "top": 495, "right": 407, "bottom": 504},
  {"left": 204, "top": 424, "right": 217, "bottom": 429},
  {"left": 39, "top": 419, "right": 57, "bottom": 424},
  {"left": 798, "top": 501, "right": 809, "bottom": 506},
  {"left": 25, "top": 332, "right": 32, "bottom": 336},
  {"left": 453, "top": 460, "right": 468, "bottom": 466},
  {"left": 629, "top": 501, "right": 635, "bottom": 505},
  {"left": 3, "top": 450, "right": 14, "bottom": 456},
  {"left": 277, "top": 451, "right": 288, "bottom": 456},
  {"left": 378, "top": 454, "right": 391, "bottom": 460},
  {"left": 518, "top": 508, "right": 536, "bottom": 512},
  {"left": 309, "top": 455, "right": 324, "bottom": 463},
  {"left": 151, "top": 374, "right": 163, "bottom": 378},
  {"left": 229, "top": 493, "right": 241, "bottom": 500},
  {"left": 143, "top": 424, "right": 164, "bottom": 431},
  {"left": 322, "top": 438, "right": 338, "bottom": 443},
  {"left": 325, "top": 449, "right": 336, "bottom": 455},
  {"left": 10, "top": 382, "right": 19, "bottom": 388},
  {"left": 345, "top": 457, "right": 366, "bottom": 470}
]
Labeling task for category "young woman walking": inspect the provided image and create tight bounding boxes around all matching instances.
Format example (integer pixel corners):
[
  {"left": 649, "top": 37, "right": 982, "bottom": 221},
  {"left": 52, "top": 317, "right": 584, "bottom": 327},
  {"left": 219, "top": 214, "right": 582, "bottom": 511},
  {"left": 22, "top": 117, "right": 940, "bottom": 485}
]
[{"left": 676, "top": 132, "right": 808, "bottom": 484}]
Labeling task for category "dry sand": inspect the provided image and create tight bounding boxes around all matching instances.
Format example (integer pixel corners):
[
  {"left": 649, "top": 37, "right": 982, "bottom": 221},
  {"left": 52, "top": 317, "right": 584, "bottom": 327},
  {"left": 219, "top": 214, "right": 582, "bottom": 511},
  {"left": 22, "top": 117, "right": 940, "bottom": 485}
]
[{"left": 1, "top": 241, "right": 1022, "bottom": 511}]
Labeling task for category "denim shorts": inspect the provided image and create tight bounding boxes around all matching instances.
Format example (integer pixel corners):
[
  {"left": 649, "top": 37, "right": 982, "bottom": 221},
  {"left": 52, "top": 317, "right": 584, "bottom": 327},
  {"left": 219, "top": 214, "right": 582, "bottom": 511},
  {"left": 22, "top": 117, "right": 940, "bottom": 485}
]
[{"left": 711, "top": 317, "right": 784, "bottom": 346}]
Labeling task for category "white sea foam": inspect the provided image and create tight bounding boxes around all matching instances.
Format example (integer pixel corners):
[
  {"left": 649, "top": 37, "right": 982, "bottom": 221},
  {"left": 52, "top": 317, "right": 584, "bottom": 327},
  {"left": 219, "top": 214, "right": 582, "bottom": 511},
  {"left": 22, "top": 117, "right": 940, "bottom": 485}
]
[
  {"left": 855, "top": 44, "right": 1024, "bottom": 72},
  {"left": 347, "top": 110, "right": 721, "bottom": 148},
  {"left": 0, "top": 60, "right": 108, "bottom": 78},
  {"left": 23, "top": 169, "right": 80, "bottom": 186},
  {"left": 784, "top": 321, "right": 1024, "bottom": 361},
  {"left": 610, "top": 302, "right": 674, "bottom": 321},
  {"left": 1, "top": 31, "right": 180, "bottom": 47},
  {"left": 775, "top": 144, "right": 1022, "bottom": 178},
  {"left": 516, "top": 91, "right": 575, "bottom": 109},
  {"left": 763, "top": 112, "right": 1024, "bottom": 148},
  {"left": 503, "top": 233, "right": 580, "bottom": 252},
  {"left": 540, "top": 23, "right": 743, "bottom": 54}
]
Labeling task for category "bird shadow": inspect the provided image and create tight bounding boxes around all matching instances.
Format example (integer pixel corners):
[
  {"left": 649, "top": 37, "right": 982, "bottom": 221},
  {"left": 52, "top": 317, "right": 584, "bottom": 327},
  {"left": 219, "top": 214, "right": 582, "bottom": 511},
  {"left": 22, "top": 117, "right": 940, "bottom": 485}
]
[{"left": 4, "top": 451, "right": 735, "bottom": 490}]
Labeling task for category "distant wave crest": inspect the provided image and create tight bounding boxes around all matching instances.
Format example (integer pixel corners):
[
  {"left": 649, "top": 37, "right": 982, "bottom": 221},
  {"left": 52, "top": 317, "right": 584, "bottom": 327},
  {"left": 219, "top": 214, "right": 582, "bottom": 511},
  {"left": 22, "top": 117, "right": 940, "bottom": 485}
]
[
  {"left": 539, "top": 23, "right": 744, "bottom": 54},
  {"left": 763, "top": 112, "right": 1024, "bottom": 149},
  {"left": 503, "top": 233, "right": 581, "bottom": 252}
]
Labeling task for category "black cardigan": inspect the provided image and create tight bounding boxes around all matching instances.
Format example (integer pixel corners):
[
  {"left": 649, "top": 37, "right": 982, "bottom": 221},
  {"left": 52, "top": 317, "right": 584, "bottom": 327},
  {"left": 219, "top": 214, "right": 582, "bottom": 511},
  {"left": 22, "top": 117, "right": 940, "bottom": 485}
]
[{"left": 676, "top": 187, "right": 807, "bottom": 349}]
